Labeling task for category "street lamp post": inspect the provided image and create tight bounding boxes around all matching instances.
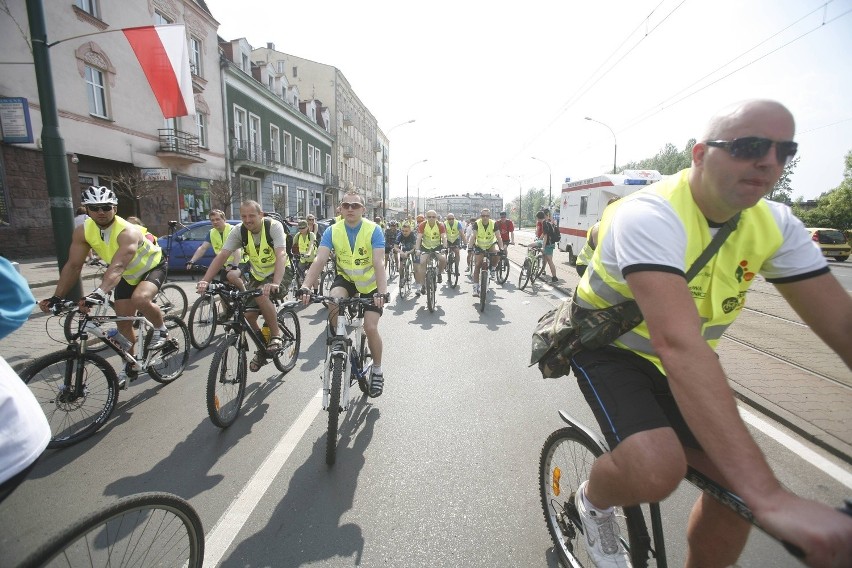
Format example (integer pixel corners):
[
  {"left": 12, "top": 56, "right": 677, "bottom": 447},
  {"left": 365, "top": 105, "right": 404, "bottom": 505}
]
[
  {"left": 382, "top": 119, "right": 415, "bottom": 219},
  {"left": 506, "top": 175, "right": 522, "bottom": 230},
  {"left": 531, "top": 156, "right": 552, "bottom": 209},
  {"left": 584, "top": 116, "right": 617, "bottom": 174},
  {"left": 416, "top": 175, "right": 433, "bottom": 217},
  {"left": 406, "top": 159, "right": 428, "bottom": 218}
]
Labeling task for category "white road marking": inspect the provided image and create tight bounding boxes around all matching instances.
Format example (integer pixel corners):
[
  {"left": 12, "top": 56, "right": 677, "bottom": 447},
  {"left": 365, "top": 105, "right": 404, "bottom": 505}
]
[
  {"left": 204, "top": 389, "right": 323, "bottom": 566},
  {"left": 738, "top": 405, "right": 852, "bottom": 490}
]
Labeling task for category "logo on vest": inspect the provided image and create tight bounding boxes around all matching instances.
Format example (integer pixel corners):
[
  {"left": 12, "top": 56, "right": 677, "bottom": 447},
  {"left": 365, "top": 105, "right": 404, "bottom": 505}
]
[
  {"left": 735, "top": 260, "right": 754, "bottom": 283},
  {"left": 263, "top": 247, "right": 271, "bottom": 254},
  {"left": 354, "top": 257, "right": 369, "bottom": 266},
  {"left": 358, "top": 246, "right": 367, "bottom": 256},
  {"left": 721, "top": 297, "right": 739, "bottom": 314}
]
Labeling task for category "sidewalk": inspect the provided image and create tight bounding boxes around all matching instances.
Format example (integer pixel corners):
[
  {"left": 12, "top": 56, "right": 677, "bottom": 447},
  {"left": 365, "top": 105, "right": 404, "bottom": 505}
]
[{"left": 4, "top": 251, "right": 851, "bottom": 464}]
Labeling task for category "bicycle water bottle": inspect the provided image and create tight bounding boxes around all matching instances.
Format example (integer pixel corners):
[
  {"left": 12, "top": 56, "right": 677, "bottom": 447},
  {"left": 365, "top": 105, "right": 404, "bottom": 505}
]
[
  {"left": 261, "top": 322, "right": 271, "bottom": 343},
  {"left": 106, "top": 328, "right": 132, "bottom": 350}
]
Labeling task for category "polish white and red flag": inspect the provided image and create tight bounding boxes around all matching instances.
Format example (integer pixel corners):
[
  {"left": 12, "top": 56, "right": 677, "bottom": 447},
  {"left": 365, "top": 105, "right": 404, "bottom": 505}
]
[{"left": 123, "top": 24, "right": 195, "bottom": 118}]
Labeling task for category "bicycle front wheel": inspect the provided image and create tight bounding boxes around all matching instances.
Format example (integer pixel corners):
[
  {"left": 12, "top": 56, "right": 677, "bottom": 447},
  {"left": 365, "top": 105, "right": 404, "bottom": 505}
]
[
  {"left": 188, "top": 294, "right": 218, "bottom": 350},
  {"left": 20, "top": 350, "right": 118, "bottom": 449},
  {"left": 320, "top": 268, "right": 335, "bottom": 295},
  {"left": 207, "top": 334, "right": 247, "bottom": 428},
  {"left": 426, "top": 269, "right": 436, "bottom": 313},
  {"left": 496, "top": 256, "right": 509, "bottom": 284},
  {"left": 447, "top": 253, "right": 459, "bottom": 288},
  {"left": 326, "top": 354, "right": 344, "bottom": 466},
  {"left": 272, "top": 306, "right": 301, "bottom": 373},
  {"left": 146, "top": 316, "right": 190, "bottom": 383},
  {"left": 155, "top": 283, "right": 188, "bottom": 320},
  {"left": 357, "top": 330, "right": 372, "bottom": 394},
  {"left": 539, "top": 428, "right": 649, "bottom": 568},
  {"left": 479, "top": 268, "right": 488, "bottom": 312},
  {"left": 519, "top": 259, "right": 531, "bottom": 290},
  {"left": 20, "top": 491, "right": 204, "bottom": 568}
]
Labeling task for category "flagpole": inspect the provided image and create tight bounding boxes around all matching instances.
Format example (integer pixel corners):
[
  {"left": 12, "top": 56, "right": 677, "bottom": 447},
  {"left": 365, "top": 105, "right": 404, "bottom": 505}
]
[
  {"left": 26, "top": 0, "right": 82, "bottom": 299},
  {"left": 45, "top": 23, "right": 186, "bottom": 48}
]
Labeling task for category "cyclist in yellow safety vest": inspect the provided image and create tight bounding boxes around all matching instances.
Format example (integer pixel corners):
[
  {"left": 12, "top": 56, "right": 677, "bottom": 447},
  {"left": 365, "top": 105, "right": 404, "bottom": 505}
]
[
  {"left": 414, "top": 209, "right": 448, "bottom": 296},
  {"left": 292, "top": 219, "right": 317, "bottom": 289},
  {"left": 38, "top": 186, "right": 171, "bottom": 387},
  {"left": 186, "top": 209, "right": 244, "bottom": 290},
  {"left": 298, "top": 191, "right": 389, "bottom": 398},
  {"left": 443, "top": 212, "right": 464, "bottom": 277},
  {"left": 567, "top": 100, "right": 852, "bottom": 566},
  {"left": 467, "top": 208, "right": 504, "bottom": 297}
]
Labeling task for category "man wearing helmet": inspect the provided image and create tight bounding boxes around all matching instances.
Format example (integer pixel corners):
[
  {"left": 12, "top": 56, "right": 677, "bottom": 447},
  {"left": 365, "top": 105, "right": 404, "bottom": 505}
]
[{"left": 39, "top": 186, "right": 171, "bottom": 383}]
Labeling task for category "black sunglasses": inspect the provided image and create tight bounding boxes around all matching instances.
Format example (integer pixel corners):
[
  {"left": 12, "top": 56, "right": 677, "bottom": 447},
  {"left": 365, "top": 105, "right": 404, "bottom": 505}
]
[
  {"left": 340, "top": 202, "right": 362, "bottom": 210},
  {"left": 86, "top": 204, "right": 114, "bottom": 212},
  {"left": 705, "top": 137, "right": 797, "bottom": 166}
]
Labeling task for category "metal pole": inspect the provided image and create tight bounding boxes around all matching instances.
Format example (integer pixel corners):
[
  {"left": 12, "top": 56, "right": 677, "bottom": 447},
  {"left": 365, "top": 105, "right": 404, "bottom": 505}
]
[
  {"left": 531, "top": 156, "right": 552, "bottom": 209},
  {"left": 405, "top": 159, "right": 427, "bottom": 218},
  {"left": 584, "top": 117, "right": 617, "bottom": 174},
  {"left": 26, "top": 0, "right": 81, "bottom": 299},
  {"left": 384, "top": 119, "right": 415, "bottom": 220}
]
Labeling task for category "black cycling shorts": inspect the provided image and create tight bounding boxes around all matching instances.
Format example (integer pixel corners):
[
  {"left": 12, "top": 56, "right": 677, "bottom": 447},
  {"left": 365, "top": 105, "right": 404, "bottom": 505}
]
[
  {"left": 331, "top": 275, "right": 383, "bottom": 316},
  {"left": 114, "top": 261, "right": 167, "bottom": 301},
  {"left": 570, "top": 346, "right": 700, "bottom": 451}
]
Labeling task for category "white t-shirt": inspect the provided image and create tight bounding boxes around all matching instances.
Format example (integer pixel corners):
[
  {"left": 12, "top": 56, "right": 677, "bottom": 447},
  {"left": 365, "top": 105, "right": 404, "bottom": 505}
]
[
  {"left": 0, "top": 356, "right": 50, "bottom": 484},
  {"left": 600, "top": 193, "right": 827, "bottom": 283}
]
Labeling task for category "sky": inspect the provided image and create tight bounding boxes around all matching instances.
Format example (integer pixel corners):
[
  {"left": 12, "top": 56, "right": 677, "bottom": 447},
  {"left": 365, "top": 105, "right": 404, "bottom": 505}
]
[{"left": 205, "top": 0, "right": 852, "bottom": 205}]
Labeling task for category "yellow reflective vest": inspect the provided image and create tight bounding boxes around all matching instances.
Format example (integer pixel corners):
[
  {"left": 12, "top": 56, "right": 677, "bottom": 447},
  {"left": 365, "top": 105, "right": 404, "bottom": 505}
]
[
  {"left": 210, "top": 224, "right": 235, "bottom": 264},
  {"left": 243, "top": 221, "right": 277, "bottom": 282},
  {"left": 576, "top": 169, "right": 783, "bottom": 373},
  {"left": 445, "top": 219, "right": 462, "bottom": 244},
  {"left": 331, "top": 219, "right": 378, "bottom": 293},
  {"left": 421, "top": 221, "right": 442, "bottom": 249},
  {"left": 84, "top": 216, "right": 162, "bottom": 285},
  {"left": 296, "top": 232, "right": 316, "bottom": 262},
  {"left": 474, "top": 219, "right": 497, "bottom": 248}
]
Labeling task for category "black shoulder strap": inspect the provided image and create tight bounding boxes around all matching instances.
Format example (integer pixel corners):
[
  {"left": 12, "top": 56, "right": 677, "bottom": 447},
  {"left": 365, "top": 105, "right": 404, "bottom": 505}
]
[
  {"left": 241, "top": 218, "right": 274, "bottom": 248},
  {"left": 685, "top": 212, "right": 740, "bottom": 282}
]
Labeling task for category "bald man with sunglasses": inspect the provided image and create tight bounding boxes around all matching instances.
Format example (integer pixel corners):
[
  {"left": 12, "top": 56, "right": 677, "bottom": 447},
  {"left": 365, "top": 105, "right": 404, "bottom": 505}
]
[{"left": 565, "top": 100, "right": 852, "bottom": 567}]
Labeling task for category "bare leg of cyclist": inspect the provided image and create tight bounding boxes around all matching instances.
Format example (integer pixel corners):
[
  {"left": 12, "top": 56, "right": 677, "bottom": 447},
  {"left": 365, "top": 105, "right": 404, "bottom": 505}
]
[
  {"left": 131, "top": 282, "right": 165, "bottom": 330},
  {"left": 545, "top": 253, "right": 557, "bottom": 279},
  {"left": 363, "top": 311, "right": 382, "bottom": 367},
  {"left": 226, "top": 268, "right": 246, "bottom": 291}
]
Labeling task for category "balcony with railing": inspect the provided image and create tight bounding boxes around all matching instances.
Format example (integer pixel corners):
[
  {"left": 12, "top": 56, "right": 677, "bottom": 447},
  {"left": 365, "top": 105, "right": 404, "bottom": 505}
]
[
  {"left": 324, "top": 173, "right": 340, "bottom": 188},
  {"left": 342, "top": 145, "right": 354, "bottom": 159},
  {"left": 157, "top": 129, "right": 204, "bottom": 162},
  {"left": 231, "top": 139, "right": 278, "bottom": 172}
]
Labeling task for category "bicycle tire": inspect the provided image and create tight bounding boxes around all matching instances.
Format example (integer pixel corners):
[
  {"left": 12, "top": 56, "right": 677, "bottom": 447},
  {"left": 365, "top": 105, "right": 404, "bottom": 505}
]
[
  {"left": 519, "top": 258, "right": 531, "bottom": 290},
  {"left": 479, "top": 267, "right": 488, "bottom": 312},
  {"left": 326, "top": 353, "right": 344, "bottom": 466},
  {"left": 146, "top": 316, "right": 190, "bottom": 383},
  {"left": 155, "top": 283, "right": 188, "bottom": 320},
  {"left": 320, "top": 267, "right": 335, "bottom": 296},
  {"left": 447, "top": 251, "right": 459, "bottom": 288},
  {"left": 271, "top": 306, "right": 300, "bottom": 373},
  {"left": 19, "top": 491, "right": 204, "bottom": 568},
  {"left": 62, "top": 301, "right": 116, "bottom": 353},
  {"left": 537, "top": 254, "right": 547, "bottom": 279},
  {"left": 496, "top": 256, "right": 509, "bottom": 284},
  {"left": 207, "top": 334, "right": 247, "bottom": 429},
  {"left": 388, "top": 255, "right": 398, "bottom": 280},
  {"left": 427, "top": 268, "right": 436, "bottom": 313},
  {"left": 20, "top": 350, "right": 118, "bottom": 449},
  {"left": 539, "top": 428, "right": 649, "bottom": 568},
  {"left": 357, "top": 330, "right": 371, "bottom": 394},
  {"left": 188, "top": 294, "right": 218, "bottom": 350}
]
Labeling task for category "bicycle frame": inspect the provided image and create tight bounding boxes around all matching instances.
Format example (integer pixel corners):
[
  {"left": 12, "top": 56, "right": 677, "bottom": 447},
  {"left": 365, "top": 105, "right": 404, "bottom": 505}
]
[
  {"left": 210, "top": 286, "right": 276, "bottom": 358},
  {"left": 321, "top": 299, "right": 370, "bottom": 412},
  {"left": 69, "top": 306, "right": 162, "bottom": 374}
]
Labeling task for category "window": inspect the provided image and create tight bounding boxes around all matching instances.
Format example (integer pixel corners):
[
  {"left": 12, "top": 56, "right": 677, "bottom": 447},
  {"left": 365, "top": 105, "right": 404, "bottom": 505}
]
[
  {"left": 240, "top": 176, "right": 260, "bottom": 202},
  {"left": 294, "top": 138, "right": 302, "bottom": 170},
  {"left": 292, "top": 66, "right": 297, "bottom": 78},
  {"left": 195, "top": 112, "right": 207, "bottom": 147},
  {"left": 282, "top": 132, "right": 292, "bottom": 166},
  {"left": 153, "top": 10, "right": 172, "bottom": 25},
  {"left": 272, "top": 183, "right": 287, "bottom": 216},
  {"left": 84, "top": 65, "right": 108, "bottom": 117},
  {"left": 315, "top": 148, "right": 322, "bottom": 175},
  {"left": 579, "top": 196, "right": 588, "bottom": 216},
  {"left": 76, "top": 0, "right": 99, "bottom": 18},
  {"left": 307, "top": 144, "right": 315, "bottom": 174},
  {"left": 189, "top": 36, "right": 202, "bottom": 77},
  {"left": 267, "top": 75, "right": 274, "bottom": 91},
  {"left": 249, "top": 114, "right": 260, "bottom": 159},
  {"left": 296, "top": 188, "right": 307, "bottom": 216},
  {"left": 325, "top": 155, "right": 332, "bottom": 178},
  {"left": 233, "top": 106, "right": 246, "bottom": 145},
  {"left": 269, "top": 125, "right": 280, "bottom": 163},
  {"left": 241, "top": 53, "right": 249, "bottom": 73}
]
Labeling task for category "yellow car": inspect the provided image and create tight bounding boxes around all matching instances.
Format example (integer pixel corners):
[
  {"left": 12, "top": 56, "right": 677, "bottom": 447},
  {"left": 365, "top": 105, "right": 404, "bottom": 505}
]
[{"left": 806, "top": 228, "right": 850, "bottom": 262}]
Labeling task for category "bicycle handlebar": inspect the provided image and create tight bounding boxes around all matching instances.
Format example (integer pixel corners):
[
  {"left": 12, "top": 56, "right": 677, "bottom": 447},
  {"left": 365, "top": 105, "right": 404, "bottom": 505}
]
[{"left": 302, "top": 292, "right": 390, "bottom": 305}]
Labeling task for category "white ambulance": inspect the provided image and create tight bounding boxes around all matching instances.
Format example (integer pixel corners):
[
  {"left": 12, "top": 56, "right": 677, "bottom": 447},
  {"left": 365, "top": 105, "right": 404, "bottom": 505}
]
[{"left": 557, "top": 169, "right": 662, "bottom": 264}]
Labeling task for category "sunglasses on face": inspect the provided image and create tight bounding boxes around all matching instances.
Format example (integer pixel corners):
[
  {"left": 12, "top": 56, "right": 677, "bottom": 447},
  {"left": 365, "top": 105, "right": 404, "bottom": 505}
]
[
  {"left": 427, "top": 216, "right": 437, "bottom": 219},
  {"left": 87, "top": 204, "right": 113, "bottom": 212},
  {"left": 340, "top": 202, "right": 362, "bottom": 210},
  {"left": 705, "top": 137, "right": 798, "bottom": 166}
]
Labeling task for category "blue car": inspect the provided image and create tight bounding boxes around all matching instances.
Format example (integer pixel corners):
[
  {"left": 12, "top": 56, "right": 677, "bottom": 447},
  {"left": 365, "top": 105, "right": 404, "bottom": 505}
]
[{"left": 158, "top": 218, "right": 299, "bottom": 272}]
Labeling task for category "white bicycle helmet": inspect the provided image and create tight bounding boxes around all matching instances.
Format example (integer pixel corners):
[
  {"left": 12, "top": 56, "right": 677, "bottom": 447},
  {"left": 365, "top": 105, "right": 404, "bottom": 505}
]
[{"left": 81, "top": 185, "right": 118, "bottom": 205}]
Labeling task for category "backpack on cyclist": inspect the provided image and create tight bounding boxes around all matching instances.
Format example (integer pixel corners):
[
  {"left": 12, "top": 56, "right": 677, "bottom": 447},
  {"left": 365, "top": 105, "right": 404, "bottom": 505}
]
[{"left": 542, "top": 220, "right": 558, "bottom": 244}]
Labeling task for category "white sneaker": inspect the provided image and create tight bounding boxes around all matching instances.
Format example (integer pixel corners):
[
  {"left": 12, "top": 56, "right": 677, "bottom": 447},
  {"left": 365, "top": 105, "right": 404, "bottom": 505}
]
[
  {"left": 574, "top": 481, "right": 632, "bottom": 567},
  {"left": 117, "top": 372, "right": 128, "bottom": 390},
  {"left": 472, "top": 285, "right": 480, "bottom": 297}
]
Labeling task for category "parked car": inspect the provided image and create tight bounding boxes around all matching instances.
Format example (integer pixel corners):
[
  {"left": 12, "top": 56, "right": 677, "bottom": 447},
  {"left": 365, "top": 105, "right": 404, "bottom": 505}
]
[
  {"left": 158, "top": 217, "right": 298, "bottom": 272},
  {"left": 806, "top": 227, "right": 850, "bottom": 262}
]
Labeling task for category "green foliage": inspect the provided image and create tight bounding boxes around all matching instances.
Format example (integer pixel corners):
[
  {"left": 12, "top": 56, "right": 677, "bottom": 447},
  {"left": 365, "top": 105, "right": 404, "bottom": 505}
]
[
  {"left": 791, "top": 151, "right": 852, "bottom": 231},
  {"left": 767, "top": 156, "right": 799, "bottom": 204},
  {"left": 620, "top": 139, "right": 696, "bottom": 175},
  {"left": 509, "top": 187, "right": 548, "bottom": 227}
]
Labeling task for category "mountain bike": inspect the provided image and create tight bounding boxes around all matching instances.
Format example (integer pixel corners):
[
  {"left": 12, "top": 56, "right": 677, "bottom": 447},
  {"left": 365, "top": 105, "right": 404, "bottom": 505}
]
[
  {"left": 386, "top": 248, "right": 398, "bottom": 281},
  {"left": 446, "top": 246, "right": 460, "bottom": 288},
  {"left": 495, "top": 243, "right": 510, "bottom": 284},
  {"left": 16, "top": 491, "right": 204, "bottom": 568},
  {"left": 21, "top": 300, "right": 190, "bottom": 448},
  {"left": 62, "top": 259, "right": 114, "bottom": 353},
  {"left": 398, "top": 251, "right": 415, "bottom": 298},
  {"left": 519, "top": 241, "right": 545, "bottom": 290},
  {"left": 423, "top": 249, "right": 443, "bottom": 313},
  {"left": 539, "top": 410, "right": 851, "bottom": 567},
  {"left": 153, "top": 220, "right": 189, "bottom": 320},
  {"left": 477, "top": 250, "right": 504, "bottom": 313},
  {"left": 186, "top": 263, "right": 240, "bottom": 350},
  {"left": 319, "top": 253, "right": 336, "bottom": 296},
  {"left": 205, "top": 282, "right": 301, "bottom": 428},
  {"left": 304, "top": 293, "right": 388, "bottom": 466}
]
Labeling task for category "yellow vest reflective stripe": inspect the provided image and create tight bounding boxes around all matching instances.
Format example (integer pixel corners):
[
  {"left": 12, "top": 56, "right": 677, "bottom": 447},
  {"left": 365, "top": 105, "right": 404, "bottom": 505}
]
[
  {"left": 577, "top": 169, "right": 783, "bottom": 373},
  {"left": 576, "top": 225, "right": 596, "bottom": 268},
  {"left": 297, "top": 232, "right": 316, "bottom": 262},
  {"left": 209, "top": 225, "right": 235, "bottom": 264},
  {"left": 422, "top": 222, "right": 442, "bottom": 249},
  {"left": 445, "top": 220, "right": 461, "bottom": 243},
  {"left": 475, "top": 219, "right": 497, "bottom": 248},
  {"left": 84, "top": 216, "right": 162, "bottom": 285},
  {"left": 244, "top": 221, "right": 276, "bottom": 281},
  {"left": 331, "top": 219, "right": 377, "bottom": 293}
]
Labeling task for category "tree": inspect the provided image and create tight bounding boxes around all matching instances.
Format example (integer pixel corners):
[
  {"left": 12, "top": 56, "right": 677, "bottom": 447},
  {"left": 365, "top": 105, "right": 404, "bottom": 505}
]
[
  {"left": 105, "top": 169, "right": 159, "bottom": 218},
  {"left": 792, "top": 151, "right": 852, "bottom": 231},
  {"left": 209, "top": 174, "right": 240, "bottom": 216},
  {"left": 620, "top": 139, "right": 696, "bottom": 174},
  {"left": 767, "top": 156, "right": 799, "bottom": 204}
]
